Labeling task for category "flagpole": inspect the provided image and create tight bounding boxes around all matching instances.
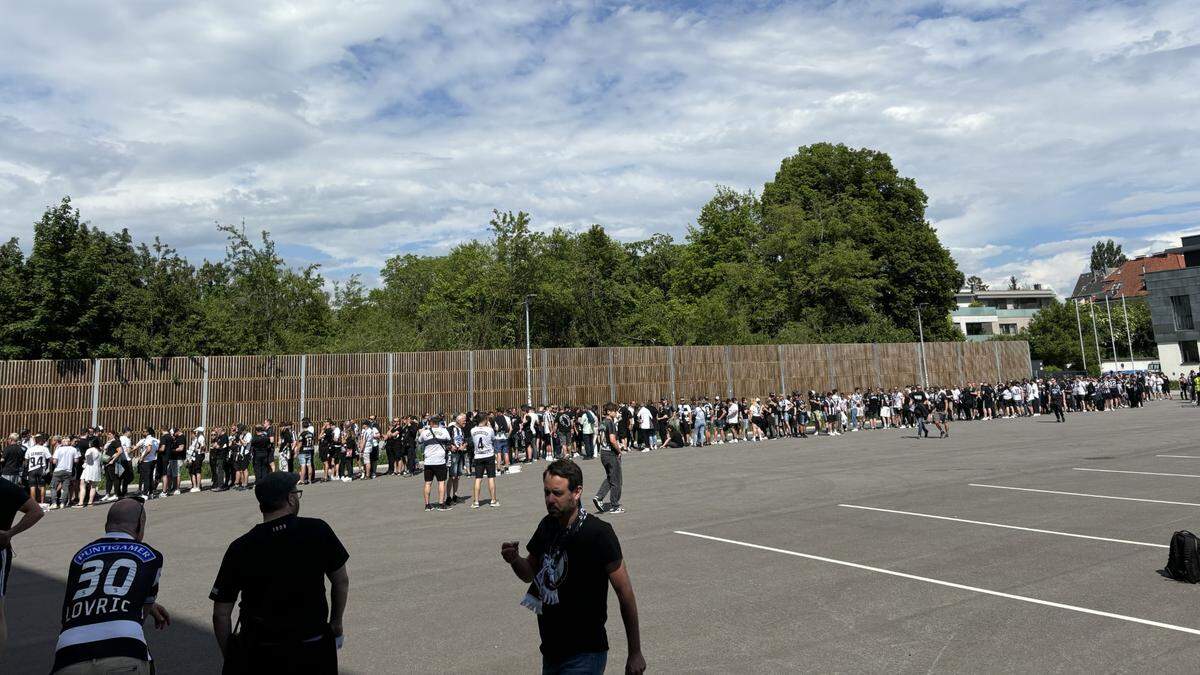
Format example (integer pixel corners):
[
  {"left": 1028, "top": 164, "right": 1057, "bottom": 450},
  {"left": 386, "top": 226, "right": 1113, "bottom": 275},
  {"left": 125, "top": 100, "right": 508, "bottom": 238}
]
[
  {"left": 1074, "top": 299, "right": 1088, "bottom": 373},
  {"left": 1120, "top": 294, "right": 1135, "bottom": 366},
  {"left": 1104, "top": 294, "right": 1119, "bottom": 369}
]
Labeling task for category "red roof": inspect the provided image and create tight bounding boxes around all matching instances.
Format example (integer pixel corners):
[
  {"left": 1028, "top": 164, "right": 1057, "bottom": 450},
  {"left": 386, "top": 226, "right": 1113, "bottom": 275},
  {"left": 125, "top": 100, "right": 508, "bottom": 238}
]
[{"left": 1098, "top": 252, "right": 1185, "bottom": 298}]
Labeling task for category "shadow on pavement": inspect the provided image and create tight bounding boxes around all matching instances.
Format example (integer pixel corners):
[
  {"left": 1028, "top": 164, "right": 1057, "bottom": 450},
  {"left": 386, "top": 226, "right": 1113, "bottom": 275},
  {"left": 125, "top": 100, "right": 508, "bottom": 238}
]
[{"left": 4, "top": 563, "right": 222, "bottom": 674}]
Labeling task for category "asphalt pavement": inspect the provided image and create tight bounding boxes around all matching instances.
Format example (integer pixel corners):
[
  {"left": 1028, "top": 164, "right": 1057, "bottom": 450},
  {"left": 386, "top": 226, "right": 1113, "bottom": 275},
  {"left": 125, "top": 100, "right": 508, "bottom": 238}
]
[{"left": 5, "top": 399, "right": 1200, "bottom": 673}]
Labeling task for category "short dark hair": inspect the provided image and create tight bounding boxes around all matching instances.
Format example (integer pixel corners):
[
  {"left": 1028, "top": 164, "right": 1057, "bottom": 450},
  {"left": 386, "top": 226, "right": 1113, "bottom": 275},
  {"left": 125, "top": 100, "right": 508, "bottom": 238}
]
[{"left": 543, "top": 458, "right": 583, "bottom": 492}]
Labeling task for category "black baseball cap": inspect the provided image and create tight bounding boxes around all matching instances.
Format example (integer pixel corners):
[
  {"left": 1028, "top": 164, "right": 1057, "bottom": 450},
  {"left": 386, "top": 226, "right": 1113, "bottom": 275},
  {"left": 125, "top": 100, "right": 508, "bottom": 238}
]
[{"left": 254, "top": 472, "right": 300, "bottom": 507}]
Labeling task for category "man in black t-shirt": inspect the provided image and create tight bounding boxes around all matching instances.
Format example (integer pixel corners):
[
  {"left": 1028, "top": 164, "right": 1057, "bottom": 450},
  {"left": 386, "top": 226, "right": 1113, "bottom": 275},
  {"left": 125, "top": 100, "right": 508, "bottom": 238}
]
[
  {"left": 501, "top": 459, "right": 644, "bottom": 675},
  {"left": 1, "top": 473, "right": 44, "bottom": 656},
  {"left": 52, "top": 498, "right": 170, "bottom": 674},
  {"left": 1, "top": 435, "right": 24, "bottom": 485},
  {"left": 211, "top": 472, "right": 349, "bottom": 674},
  {"left": 249, "top": 426, "right": 273, "bottom": 485}
]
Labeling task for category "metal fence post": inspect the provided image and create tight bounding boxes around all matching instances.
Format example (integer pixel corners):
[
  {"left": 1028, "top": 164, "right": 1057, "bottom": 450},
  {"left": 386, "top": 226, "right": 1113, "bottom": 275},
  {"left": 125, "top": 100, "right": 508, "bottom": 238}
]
[
  {"left": 200, "top": 355, "right": 210, "bottom": 427},
  {"left": 667, "top": 346, "right": 676, "bottom": 402},
  {"left": 299, "top": 354, "right": 307, "bottom": 420},
  {"left": 387, "top": 353, "right": 394, "bottom": 420},
  {"left": 607, "top": 348, "right": 616, "bottom": 402},
  {"left": 777, "top": 344, "right": 786, "bottom": 394},
  {"left": 724, "top": 346, "right": 734, "bottom": 398},
  {"left": 467, "top": 350, "right": 475, "bottom": 411},
  {"left": 90, "top": 359, "right": 101, "bottom": 427},
  {"left": 993, "top": 342, "right": 1002, "bottom": 382}
]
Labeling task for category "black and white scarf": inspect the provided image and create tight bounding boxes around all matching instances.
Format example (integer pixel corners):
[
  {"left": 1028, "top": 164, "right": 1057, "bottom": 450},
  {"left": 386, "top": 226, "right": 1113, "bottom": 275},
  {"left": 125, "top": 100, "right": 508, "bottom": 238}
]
[{"left": 521, "top": 505, "right": 589, "bottom": 615}]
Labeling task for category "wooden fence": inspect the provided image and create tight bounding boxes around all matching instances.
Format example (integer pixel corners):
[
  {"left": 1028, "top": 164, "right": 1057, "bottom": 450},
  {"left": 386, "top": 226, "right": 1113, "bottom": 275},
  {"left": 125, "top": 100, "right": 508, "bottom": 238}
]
[{"left": 0, "top": 341, "right": 1030, "bottom": 434}]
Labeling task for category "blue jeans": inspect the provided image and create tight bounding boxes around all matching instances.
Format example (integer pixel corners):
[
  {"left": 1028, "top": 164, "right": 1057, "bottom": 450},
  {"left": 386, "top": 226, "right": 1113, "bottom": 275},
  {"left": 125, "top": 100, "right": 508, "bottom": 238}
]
[
  {"left": 693, "top": 422, "right": 706, "bottom": 446},
  {"left": 543, "top": 651, "right": 607, "bottom": 675}
]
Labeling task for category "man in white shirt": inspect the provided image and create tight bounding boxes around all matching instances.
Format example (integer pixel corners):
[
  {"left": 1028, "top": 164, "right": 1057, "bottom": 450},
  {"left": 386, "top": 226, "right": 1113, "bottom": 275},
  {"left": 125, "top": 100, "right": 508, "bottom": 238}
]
[
  {"left": 24, "top": 435, "right": 52, "bottom": 506},
  {"left": 470, "top": 415, "right": 498, "bottom": 509},
  {"left": 49, "top": 437, "right": 80, "bottom": 510},
  {"left": 636, "top": 403, "right": 654, "bottom": 451},
  {"left": 724, "top": 399, "right": 740, "bottom": 443},
  {"left": 417, "top": 418, "right": 453, "bottom": 511}
]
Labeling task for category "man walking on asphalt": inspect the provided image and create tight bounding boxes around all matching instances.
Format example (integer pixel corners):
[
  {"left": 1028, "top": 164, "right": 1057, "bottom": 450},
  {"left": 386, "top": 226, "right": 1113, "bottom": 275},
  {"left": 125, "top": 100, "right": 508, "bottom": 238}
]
[
  {"left": 592, "top": 404, "right": 625, "bottom": 514},
  {"left": 501, "top": 459, "right": 644, "bottom": 675}
]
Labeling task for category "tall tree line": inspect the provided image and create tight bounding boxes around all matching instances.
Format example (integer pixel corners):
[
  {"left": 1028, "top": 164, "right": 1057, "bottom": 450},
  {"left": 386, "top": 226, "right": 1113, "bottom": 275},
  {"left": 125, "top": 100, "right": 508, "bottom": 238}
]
[{"left": 0, "top": 143, "right": 964, "bottom": 360}]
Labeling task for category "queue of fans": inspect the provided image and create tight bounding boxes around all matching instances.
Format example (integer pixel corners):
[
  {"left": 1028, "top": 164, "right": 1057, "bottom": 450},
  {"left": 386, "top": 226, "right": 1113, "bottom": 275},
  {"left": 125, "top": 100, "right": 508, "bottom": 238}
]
[{"left": 0, "top": 372, "right": 1174, "bottom": 512}]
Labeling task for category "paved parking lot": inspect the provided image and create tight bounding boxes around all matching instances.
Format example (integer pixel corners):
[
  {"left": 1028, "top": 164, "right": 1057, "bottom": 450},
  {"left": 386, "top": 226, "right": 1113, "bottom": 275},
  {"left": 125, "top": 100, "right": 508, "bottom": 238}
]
[{"left": 6, "top": 400, "right": 1200, "bottom": 673}]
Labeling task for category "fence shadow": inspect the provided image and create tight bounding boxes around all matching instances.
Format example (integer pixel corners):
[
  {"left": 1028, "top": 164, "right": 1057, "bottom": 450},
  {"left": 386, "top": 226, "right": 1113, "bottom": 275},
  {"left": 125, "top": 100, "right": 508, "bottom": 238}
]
[{"left": 3, "top": 562, "right": 221, "bottom": 674}]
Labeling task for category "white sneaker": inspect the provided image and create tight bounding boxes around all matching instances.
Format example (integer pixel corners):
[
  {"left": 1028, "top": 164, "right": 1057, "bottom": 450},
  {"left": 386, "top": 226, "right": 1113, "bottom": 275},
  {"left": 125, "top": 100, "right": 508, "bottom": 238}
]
[
  {"left": 172, "top": 489, "right": 181, "bottom": 496},
  {"left": 189, "top": 487, "right": 200, "bottom": 493}
]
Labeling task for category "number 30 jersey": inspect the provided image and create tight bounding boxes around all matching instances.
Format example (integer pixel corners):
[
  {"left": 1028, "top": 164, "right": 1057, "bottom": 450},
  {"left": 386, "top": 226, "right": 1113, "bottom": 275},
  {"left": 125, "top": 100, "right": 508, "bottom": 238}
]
[{"left": 53, "top": 534, "right": 164, "bottom": 671}]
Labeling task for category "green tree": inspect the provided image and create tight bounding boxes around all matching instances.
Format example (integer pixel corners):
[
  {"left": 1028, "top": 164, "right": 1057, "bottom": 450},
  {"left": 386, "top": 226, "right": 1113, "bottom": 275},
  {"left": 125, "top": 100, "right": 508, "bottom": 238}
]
[
  {"left": 1090, "top": 239, "right": 1127, "bottom": 273},
  {"left": 759, "top": 143, "right": 963, "bottom": 340},
  {"left": 0, "top": 237, "right": 31, "bottom": 358},
  {"left": 965, "top": 275, "right": 988, "bottom": 292}
]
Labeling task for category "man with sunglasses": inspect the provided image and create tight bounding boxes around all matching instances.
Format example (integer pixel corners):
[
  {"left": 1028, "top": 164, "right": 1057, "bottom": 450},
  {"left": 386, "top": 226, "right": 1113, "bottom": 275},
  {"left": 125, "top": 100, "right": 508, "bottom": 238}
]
[{"left": 211, "top": 472, "right": 349, "bottom": 674}]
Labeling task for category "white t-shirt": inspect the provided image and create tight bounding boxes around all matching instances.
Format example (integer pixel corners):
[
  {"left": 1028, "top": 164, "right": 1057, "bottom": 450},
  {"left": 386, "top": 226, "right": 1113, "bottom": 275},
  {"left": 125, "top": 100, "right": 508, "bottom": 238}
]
[
  {"left": 52, "top": 445, "right": 80, "bottom": 473},
  {"left": 726, "top": 403, "right": 739, "bottom": 423},
  {"left": 136, "top": 436, "right": 159, "bottom": 463},
  {"left": 360, "top": 426, "right": 378, "bottom": 448},
  {"left": 471, "top": 426, "right": 495, "bottom": 459},
  {"left": 417, "top": 427, "right": 451, "bottom": 466},
  {"left": 637, "top": 407, "right": 654, "bottom": 429},
  {"left": 26, "top": 444, "right": 51, "bottom": 473}
]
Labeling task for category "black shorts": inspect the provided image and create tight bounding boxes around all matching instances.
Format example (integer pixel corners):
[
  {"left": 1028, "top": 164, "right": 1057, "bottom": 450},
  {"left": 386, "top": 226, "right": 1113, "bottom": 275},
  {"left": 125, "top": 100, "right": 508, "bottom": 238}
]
[
  {"left": 424, "top": 465, "right": 448, "bottom": 482},
  {"left": 473, "top": 456, "right": 496, "bottom": 478},
  {"left": 27, "top": 469, "right": 45, "bottom": 486},
  {"left": 235, "top": 457, "right": 250, "bottom": 471}
]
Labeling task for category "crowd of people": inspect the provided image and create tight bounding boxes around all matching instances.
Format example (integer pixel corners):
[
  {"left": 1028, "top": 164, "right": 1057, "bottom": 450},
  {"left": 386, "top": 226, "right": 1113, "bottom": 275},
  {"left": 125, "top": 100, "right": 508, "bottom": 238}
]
[
  {"left": 0, "top": 372, "right": 1176, "bottom": 515},
  {"left": 0, "top": 369, "right": 1182, "bottom": 674}
]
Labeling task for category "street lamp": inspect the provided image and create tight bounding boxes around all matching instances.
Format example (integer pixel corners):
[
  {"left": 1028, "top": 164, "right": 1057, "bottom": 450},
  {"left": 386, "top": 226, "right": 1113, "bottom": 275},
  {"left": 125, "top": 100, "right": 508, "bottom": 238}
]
[{"left": 523, "top": 294, "right": 536, "bottom": 407}]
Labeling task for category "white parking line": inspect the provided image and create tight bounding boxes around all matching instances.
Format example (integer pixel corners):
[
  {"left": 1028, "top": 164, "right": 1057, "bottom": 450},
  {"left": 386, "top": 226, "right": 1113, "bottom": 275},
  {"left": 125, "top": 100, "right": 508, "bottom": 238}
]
[
  {"left": 838, "top": 504, "right": 1165, "bottom": 548},
  {"left": 969, "top": 483, "right": 1200, "bottom": 507},
  {"left": 1075, "top": 468, "right": 1200, "bottom": 478},
  {"left": 674, "top": 530, "right": 1200, "bottom": 636},
  {"left": 1157, "top": 455, "right": 1200, "bottom": 459}
]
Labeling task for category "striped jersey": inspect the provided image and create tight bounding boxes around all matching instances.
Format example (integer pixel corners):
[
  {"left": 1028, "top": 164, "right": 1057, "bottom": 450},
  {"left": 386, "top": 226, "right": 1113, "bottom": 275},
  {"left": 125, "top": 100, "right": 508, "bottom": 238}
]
[{"left": 53, "top": 532, "right": 163, "bottom": 671}]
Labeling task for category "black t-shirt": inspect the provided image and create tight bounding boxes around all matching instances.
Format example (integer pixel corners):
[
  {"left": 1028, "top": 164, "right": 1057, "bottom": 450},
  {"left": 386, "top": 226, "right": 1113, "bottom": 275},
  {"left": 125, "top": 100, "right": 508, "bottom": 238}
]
[
  {"left": 526, "top": 514, "right": 622, "bottom": 660},
  {"left": 210, "top": 515, "right": 348, "bottom": 641},
  {"left": 299, "top": 429, "right": 316, "bottom": 452},
  {"left": 0, "top": 476, "right": 28, "bottom": 547},
  {"left": 158, "top": 435, "right": 177, "bottom": 461},
  {"left": 2, "top": 443, "right": 25, "bottom": 475},
  {"left": 250, "top": 433, "right": 273, "bottom": 458},
  {"left": 556, "top": 412, "right": 573, "bottom": 432},
  {"left": 53, "top": 535, "right": 163, "bottom": 671}
]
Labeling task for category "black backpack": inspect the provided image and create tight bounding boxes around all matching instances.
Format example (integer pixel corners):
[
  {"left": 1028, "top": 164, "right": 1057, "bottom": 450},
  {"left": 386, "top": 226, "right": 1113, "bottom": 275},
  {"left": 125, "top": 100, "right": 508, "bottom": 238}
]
[{"left": 1166, "top": 531, "right": 1200, "bottom": 582}]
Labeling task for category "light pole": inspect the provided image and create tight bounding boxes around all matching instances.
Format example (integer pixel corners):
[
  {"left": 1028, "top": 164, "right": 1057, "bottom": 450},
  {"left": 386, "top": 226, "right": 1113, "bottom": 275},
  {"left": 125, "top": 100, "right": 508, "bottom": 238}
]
[
  {"left": 523, "top": 294, "right": 536, "bottom": 407},
  {"left": 1104, "top": 293, "right": 1119, "bottom": 369},
  {"left": 915, "top": 304, "right": 929, "bottom": 388},
  {"left": 1120, "top": 294, "right": 1135, "bottom": 367},
  {"left": 1089, "top": 300, "right": 1103, "bottom": 372},
  {"left": 1073, "top": 299, "right": 1088, "bottom": 373}
]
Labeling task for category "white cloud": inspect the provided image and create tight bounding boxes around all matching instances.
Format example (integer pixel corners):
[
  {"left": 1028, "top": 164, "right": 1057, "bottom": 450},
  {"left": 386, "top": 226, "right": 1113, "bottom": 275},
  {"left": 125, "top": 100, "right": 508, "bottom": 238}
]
[{"left": 0, "top": 0, "right": 1196, "bottom": 290}]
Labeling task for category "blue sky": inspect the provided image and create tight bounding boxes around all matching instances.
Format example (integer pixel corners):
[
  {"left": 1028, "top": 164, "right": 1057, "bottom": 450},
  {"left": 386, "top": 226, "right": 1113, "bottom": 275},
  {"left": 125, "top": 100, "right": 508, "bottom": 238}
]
[{"left": 0, "top": 0, "right": 1198, "bottom": 297}]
